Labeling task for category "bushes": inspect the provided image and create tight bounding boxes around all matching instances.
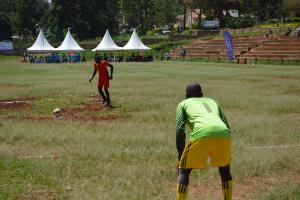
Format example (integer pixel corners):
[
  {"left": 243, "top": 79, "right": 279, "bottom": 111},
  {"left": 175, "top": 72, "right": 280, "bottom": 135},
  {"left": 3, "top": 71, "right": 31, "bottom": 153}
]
[
  {"left": 265, "top": 18, "right": 300, "bottom": 24},
  {"left": 268, "top": 19, "right": 280, "bottom": 24},
  {"left": 285, "top": 17, "right": 300, "bottom": 23},
  {"left": 151, "top": 28, "right": 161, "bottom": 34},
  {"left": 192, "top": 22, "right": 199, "bottom": 29},
  {"left": 224, "top": 15, "right": 256, "bottom": 29}
]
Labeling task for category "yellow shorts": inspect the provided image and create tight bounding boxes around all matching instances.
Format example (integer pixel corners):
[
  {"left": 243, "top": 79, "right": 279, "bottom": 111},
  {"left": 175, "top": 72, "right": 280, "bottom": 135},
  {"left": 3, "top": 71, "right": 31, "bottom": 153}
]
[{"left": 179, "top": 137, "right": 231, "bottom": 169}]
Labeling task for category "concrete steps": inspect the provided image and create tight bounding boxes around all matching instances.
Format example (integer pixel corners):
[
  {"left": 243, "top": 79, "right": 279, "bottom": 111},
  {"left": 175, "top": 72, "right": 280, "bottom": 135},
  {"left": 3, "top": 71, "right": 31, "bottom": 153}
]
[
  {"left": 238, "top": 38, "right": 300, "bottom": 63},
  {"left": 171, "top": 35, "right": 300, "bottom": 63}
]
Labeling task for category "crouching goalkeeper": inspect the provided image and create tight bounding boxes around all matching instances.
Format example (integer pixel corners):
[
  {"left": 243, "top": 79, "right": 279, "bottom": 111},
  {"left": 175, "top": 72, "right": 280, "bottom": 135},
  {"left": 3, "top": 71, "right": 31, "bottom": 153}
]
[{"left": 176, "top": 83, "right": 233, "bottom": 200}]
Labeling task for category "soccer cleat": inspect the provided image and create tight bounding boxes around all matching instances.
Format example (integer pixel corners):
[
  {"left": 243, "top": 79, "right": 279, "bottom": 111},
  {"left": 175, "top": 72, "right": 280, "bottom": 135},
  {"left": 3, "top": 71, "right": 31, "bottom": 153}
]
[
  {"left": 105, "top": 101, "right": 112, "bottom": 108},
  {"left": 101, "top": 99, "right": 107, "bottom": 104}
]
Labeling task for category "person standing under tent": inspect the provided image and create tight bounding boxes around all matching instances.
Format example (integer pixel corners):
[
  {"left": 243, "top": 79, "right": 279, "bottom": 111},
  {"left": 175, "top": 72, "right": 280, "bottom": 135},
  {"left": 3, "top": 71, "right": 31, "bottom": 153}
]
[
  {"left": 89, "top": 56, "right": 114, "bottom": 107},
  {"left": 175, "top": 82, "right": 233, "bottom": 200}
]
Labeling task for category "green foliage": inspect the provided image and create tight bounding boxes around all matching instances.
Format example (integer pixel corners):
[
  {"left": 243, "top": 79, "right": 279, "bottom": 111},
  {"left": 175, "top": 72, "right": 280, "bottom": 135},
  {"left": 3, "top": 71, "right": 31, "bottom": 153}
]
[
  {"left": 9, "top": 0, "right": 49, "bottom": 38},
  {"left": 192, "top": 22, "right": 199, "bottom": 29},
  {"left": 149, "top": 39, "right": 192, "bottom": 53},
  {"left": 151, "top": 28, "right": 161, "bottom": 34},
  {"left": 256, "top": 0, "right": 285, "bottom": 21},
  {"left": 0, "top": 0, "right": 13, "bottom": 13},
  {"left": 267, "top": 19, "right": 280, "bottom": 24},
  {"left": 286, "top": 17, "right": 300, "bottom": 23},
  {"left": 120, "top": 0, "right": 182, "bottom": 33},
  {"left": 240, "top": 0, "right": 257, "bottom": 14},
  {"left": 48, "top": 0, "right": 119, "bottom": 42},
  {"left": 225, "top": 15, "right": 257, "bottom": 29},
  {"left": 257, "top": 23, "right": 300, "bottom": 28},
  {"left": 0, "top": 13, "right": 12, "bottom": 40}
]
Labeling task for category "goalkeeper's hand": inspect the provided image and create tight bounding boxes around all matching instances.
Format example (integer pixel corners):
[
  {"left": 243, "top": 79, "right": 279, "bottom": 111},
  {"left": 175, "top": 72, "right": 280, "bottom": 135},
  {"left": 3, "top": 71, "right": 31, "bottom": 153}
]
[{"left": 176, "top": 162, "right": 179, "bottom": 176}]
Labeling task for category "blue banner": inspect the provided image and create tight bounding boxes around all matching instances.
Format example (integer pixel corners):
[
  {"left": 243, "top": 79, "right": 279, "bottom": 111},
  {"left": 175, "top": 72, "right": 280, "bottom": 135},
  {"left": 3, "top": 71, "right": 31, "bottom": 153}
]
[
  {"left": 223, "top": 31, "right": 234, "bottom": 61},
  {"left": 0, "top": 42, "right": 13, "bottom": 51}
]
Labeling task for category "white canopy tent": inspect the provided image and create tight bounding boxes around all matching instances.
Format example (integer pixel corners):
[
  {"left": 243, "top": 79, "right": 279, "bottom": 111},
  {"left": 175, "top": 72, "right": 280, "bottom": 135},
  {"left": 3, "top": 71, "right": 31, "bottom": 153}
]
[
  {"left": 122, "top": 30, "right": 151, "bottom": 51},
  {"left": 92, "top": 30, "right": 121, "bottom": 51},
  {"left": 27, "top": 29, "right": 56, "bottom": 52},
  {"left": 56, "top": 28, "right": 84, "bottom": 52}
]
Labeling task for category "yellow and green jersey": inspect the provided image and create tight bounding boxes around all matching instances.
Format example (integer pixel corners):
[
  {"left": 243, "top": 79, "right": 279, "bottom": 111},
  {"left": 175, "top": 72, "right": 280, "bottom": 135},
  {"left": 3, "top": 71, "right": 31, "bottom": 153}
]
[{"left": 176, "top": 97, "right": 230, "bottom": 158}]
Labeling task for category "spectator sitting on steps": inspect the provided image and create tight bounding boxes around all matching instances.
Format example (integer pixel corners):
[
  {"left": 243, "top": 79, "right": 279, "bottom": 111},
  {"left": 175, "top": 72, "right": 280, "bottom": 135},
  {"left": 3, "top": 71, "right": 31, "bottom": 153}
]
[
  {"left": 166, "top": 52, "right": 171, "bottom": 61},
  {"left": 296, "top": 26, "right": 300, "bottom": 40},
  {"left": 180, "top": 49, "right": 186, "bottom": 59},
  {"left": 266, "top": 28, "right": 273, "bottom": 39},
  {"left": 284, "top": 27, "right": 292, "bottom": 38}
]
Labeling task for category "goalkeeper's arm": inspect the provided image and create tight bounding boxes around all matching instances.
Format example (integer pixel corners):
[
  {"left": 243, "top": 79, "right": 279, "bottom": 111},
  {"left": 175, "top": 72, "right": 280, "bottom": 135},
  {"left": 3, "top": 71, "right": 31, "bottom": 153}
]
[{"left": 176, "top": 105, "right": 186, "bottom": 161}]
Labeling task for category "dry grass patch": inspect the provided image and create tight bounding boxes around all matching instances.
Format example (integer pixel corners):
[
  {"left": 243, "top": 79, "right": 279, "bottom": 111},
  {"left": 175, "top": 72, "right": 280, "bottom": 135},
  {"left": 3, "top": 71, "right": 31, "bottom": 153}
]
[{"left": 0, "top": 143, "right": 65, "bottom": 159}]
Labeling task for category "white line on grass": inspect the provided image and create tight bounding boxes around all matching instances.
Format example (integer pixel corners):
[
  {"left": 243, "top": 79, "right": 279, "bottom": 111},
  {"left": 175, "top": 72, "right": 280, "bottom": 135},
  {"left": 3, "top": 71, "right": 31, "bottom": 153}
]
[
  {"left": 247, "top": 145, "right": 300, "bottom": 149},
  {"left": 0, "top": 101, "right": 30, "bottom": 104}
]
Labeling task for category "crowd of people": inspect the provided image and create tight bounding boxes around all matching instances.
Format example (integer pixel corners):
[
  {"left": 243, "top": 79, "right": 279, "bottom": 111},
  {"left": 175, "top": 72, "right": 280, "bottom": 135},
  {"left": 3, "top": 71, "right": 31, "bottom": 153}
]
[
  {"left": 266, "top": 26, "right": 300, "bottom": 39},
  {"left": 28, "top": 52, "right": 82, "bottom": 63},
  {"left": 94, "top": 53, "right": 154, "bottom": 62},
  {"left": 24, "top": 52, "right": 155, "bottom": 64}
]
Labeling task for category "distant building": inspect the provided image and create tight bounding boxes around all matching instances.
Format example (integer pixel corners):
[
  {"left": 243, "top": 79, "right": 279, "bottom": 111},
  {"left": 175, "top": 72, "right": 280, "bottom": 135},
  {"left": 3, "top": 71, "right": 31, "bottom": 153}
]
[{"left": 176, "top": 9, "right": 206, "bottom": 28}]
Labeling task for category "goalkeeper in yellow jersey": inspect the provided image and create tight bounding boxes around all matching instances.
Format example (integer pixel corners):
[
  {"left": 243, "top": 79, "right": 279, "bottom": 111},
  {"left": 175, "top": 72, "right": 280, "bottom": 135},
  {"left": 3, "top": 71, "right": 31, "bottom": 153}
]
[{"left": 176, "top": 83, "right": 233, "bottom": 200}]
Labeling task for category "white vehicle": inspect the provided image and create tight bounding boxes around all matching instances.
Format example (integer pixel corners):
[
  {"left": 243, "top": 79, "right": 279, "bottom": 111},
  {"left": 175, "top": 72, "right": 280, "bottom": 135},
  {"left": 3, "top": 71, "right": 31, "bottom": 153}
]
[{"left": 161, "top": 28, "right": 171, "bottom": 35}]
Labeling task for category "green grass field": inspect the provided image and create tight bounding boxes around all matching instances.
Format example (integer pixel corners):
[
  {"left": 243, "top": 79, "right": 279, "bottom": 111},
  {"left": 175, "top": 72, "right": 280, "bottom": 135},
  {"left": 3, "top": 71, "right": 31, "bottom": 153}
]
[{"left": 0, "top": 59, "right": 299, "bottom": 199}]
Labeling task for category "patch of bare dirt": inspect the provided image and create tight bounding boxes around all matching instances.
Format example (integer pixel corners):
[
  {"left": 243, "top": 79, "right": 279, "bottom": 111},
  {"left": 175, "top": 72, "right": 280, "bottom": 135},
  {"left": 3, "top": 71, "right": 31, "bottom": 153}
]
[
  {"left": 190, "top": 173, "right": 300, "bottom": 200},
  {"left": 22, "top": 184, "right": 57, "bottom": 200},
  {"left": 2, "top": 95, "right": 123, "bottom": 122},
  {"left": 170, "top": 172, "right": 300, "bottom": 200},
  {"left": 58, "top": 102, "right": 122, "bottom": 121},
  {"left": 281, "top": 113, "right": 300, "bottom": 125},
  {"left": 0, "top": 96, "right": 38, "bottom": 109}
]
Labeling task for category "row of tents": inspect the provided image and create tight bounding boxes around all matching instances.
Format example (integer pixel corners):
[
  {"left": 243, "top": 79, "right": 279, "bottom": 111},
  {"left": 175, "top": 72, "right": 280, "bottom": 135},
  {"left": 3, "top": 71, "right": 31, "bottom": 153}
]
[{"left": 27, "top": 28, "right": 151, "bottom": 52}]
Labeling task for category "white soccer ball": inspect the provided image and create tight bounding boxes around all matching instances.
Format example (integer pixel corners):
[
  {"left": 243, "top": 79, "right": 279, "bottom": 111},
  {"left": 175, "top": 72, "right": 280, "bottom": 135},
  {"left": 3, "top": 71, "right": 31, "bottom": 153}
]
[{"left": 53, "top": 108, "right": 61, "bottom": 114}]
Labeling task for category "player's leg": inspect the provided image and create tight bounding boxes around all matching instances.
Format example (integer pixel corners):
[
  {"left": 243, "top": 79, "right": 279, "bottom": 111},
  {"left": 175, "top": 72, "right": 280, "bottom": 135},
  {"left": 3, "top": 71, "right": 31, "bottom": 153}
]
[
  {"left": 97, "top": 86, "right": 107, "bottom": 104},
  {"left": 176, "top": 168, "right": 191, "bottom": 200},
  {"left": 209, "top": 137, "right": 232, "bottom": 200},
  {"left": 103, "top": 79, "right": 111, "bottom": 107},
  {"left": 219, "top": 165, "right": 232, "bottom": 200},
  {"left": 104, "top": 88, "right": 111, "bottom": 106}
]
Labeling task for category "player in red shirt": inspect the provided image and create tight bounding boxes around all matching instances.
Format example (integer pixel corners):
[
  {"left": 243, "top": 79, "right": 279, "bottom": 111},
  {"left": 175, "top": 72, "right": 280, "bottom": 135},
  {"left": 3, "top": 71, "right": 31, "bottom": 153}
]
[{"left": 89, "top": 57, "right": 114, "bottom": 107}]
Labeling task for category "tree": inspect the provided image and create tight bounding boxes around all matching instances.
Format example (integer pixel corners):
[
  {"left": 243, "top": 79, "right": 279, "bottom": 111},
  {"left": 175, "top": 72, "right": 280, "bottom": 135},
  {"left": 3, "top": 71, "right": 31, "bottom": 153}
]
[
  {"left": 185, "top": 0, "right": 210, "bottom": 28},
  {"left": 0, "top": 0, "right": 13, "bottom": 40},
  {"left": 150, "top": 0, "right": 181, "bottom": 27},
  {"left": 48, "top": 0, "right": 119, "bottom": 42},
  {"left": 177, "top": 0, "right": 187, "bottom": 29},
  {"left": 120, "top": 0, "right": 181, "bottom": 33},
  {"left": 184, "top": 0, "right": 239, "bottom": 27},
  {"left": 256, "top": 0, "right": 283, "bottom": 21},
  {"left": 240, "top": 0, "right": 257, "bottom": 14},
  {"left": 0, "top": 0, "right": 13, "bottom": 13},
  {"left": 10, "top": 0, "right": 49, "bottom": 40},
  {"left": 0, "top": 13, "right": 12, "bottom": 40}
]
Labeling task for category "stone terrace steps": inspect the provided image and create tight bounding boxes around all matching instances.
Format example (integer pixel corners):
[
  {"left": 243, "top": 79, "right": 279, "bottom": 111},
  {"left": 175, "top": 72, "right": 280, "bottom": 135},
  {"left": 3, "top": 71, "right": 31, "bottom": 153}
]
[
  {"left": 241, "top": 54, "right": 300, "bottom": 58},
  {"left": 247, "top": 51, "right": 300, "bottom": 55},
  {"left": 238, "top": 38, "right": 300, "bottom": 63},
  {"left": 262, "top": 43, "right": 300, "bottom": 48},
  {"left": 171, "top": 36, "right": 266, "bottom": 60},
  {"left": 256, "top": 47, "right": 300, "bottom": 51}
]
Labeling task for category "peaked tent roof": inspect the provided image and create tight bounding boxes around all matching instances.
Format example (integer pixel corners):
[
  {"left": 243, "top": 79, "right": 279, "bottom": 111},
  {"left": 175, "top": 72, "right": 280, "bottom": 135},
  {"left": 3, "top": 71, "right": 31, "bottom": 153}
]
[
  {"left": 56, "top": 29, "right": 84, "bottom": 52},
  {"left": 27, "top": 29, "right": 56, "bottom": 52},
  {"left": 92, "top": 30, "right": 121, "bottom": 51},
  {"left": 122, "top": 30, "right": 151, "bottom": 51}
]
